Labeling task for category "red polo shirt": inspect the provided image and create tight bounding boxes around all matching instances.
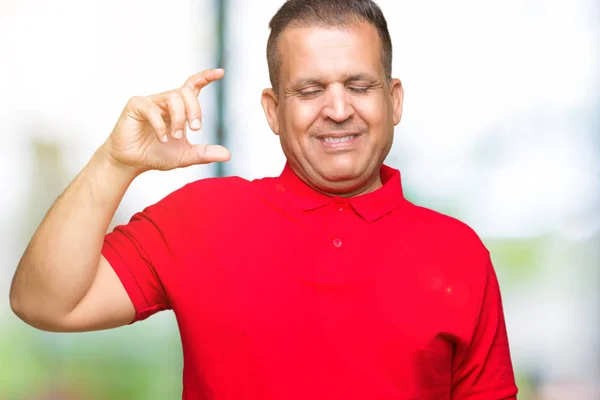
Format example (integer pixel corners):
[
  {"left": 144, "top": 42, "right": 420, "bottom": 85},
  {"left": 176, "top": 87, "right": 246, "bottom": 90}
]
[{"left": 102, "top": 163, "right": 517, "bottom": 400}]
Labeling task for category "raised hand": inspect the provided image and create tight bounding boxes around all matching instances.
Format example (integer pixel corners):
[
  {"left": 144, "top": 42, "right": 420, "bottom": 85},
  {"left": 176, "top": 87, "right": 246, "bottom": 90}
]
[{"left": 103, "top": 68, "right": 230, "bottom": 175}]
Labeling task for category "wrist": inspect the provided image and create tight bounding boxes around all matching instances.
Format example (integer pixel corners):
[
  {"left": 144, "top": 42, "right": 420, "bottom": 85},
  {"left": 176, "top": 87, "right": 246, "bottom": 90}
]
[{"left": 91, "top": 144, "right": 140, "bottom": 185}]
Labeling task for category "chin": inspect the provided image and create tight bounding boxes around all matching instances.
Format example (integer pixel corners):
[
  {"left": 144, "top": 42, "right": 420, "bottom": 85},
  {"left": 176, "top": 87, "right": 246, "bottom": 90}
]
[
  {"left": 318, "top": 164, "right": 360, "bottom": 181},
  {"left": 321, "top": 156, "right": 368, "bottom": 177},
  {"left": 316, "top": 169, "right": 372, "bottom": 196}
]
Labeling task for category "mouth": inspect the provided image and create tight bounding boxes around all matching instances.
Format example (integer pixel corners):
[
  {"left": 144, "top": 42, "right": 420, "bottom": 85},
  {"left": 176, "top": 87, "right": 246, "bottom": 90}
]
[
  {"left": 320, "top": 135, "right": 359, "bottom": 144},
  {"left": 316, "top": 133, "right": 362, "bottom": 151}
]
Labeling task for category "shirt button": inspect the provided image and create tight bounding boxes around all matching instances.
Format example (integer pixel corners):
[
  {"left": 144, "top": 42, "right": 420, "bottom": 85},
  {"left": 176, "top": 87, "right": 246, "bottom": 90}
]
[
  {"left": 333, "top": 238, "right": 343, "bottom": 248},
  {"left": 337, "top": 206, "right": 344, "bottom": 212}
]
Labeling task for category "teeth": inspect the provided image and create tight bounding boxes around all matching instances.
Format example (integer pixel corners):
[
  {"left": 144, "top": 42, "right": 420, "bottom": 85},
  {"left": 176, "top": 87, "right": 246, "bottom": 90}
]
[{"left": 322, "top": 135, "right": 356, "bottom": 143}]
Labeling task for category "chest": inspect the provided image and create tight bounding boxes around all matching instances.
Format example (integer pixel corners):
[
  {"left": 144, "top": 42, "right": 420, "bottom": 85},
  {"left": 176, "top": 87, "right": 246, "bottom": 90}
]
[{"left": 173, "top": 206, "right": 469, "bottom": 397}]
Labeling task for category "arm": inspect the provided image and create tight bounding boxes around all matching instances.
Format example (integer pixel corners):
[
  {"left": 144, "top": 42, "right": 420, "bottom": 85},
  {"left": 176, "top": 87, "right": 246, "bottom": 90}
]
[
  {"left": 451, "top": 257, "right": 518, "bottom": 399},
  {"left": 9, "top": 69, "right": 230, "bottom": 332},
  {"left": 9, "top": 150, "right": 137, "bottom": 332}
]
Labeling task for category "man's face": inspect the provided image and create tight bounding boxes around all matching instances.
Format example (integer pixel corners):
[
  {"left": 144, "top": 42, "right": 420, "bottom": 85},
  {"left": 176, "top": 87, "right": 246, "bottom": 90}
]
[{"left": 262, "top": 22, "right": 404, "bottom": 196}]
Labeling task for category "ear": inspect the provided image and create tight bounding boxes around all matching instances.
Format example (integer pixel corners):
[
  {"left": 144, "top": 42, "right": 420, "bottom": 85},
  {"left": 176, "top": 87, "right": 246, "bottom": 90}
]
[
  {"left": 390, "top": 78, "right": 404, "bottom": 126},
  {"left": 261, "top": 88, "right": 280, "bottom": 135}
]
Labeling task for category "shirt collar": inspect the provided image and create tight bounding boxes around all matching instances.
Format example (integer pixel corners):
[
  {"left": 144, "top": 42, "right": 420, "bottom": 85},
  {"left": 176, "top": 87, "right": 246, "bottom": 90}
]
[{"left": 277, "top": 162, "right": 405, "bottom": 222}]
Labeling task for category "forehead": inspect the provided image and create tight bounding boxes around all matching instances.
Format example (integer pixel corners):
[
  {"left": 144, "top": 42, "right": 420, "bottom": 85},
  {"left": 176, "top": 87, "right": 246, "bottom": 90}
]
[{"left": 277, "top": 22, "right": 383, "bottom": 83}]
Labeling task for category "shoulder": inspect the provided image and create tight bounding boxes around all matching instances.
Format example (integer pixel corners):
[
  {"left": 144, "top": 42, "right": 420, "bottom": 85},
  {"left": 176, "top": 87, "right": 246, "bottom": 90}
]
[
  {"left": 402, "top": 201, "right": 491, "bottom": 274},
  {"left": 164, "top": 174, "right": 284, "bottom": 216},
  {"left": 144, "top": 175, "right": 253, "bottom": 220},
  {"left": 407, "top": 203, "right": 485, "bottom": 247},
  {"left": 182, "top": 175, "right": 252, "bottom": 200}
]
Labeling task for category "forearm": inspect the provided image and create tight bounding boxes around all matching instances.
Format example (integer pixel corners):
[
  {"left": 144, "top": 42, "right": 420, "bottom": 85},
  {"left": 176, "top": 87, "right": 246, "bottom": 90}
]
[{"left": 10, "top": 145, "right": 137, "bottom": 325}]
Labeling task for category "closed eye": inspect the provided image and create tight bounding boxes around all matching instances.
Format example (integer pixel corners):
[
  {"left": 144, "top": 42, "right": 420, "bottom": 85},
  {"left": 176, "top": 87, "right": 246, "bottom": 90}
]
[
  {"left": 297, "top": 85, "right": 371, "bottom": 97},
  {"left": 348, "top": 86, "right": 370, "bottom": 94},
  {"left": 298, "top": 89, "right": 323, "bottom": 97}
]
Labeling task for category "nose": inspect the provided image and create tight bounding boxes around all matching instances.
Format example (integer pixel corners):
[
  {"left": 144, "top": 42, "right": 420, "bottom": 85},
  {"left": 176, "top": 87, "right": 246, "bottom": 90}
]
[{"left": 321, "top": 84, "right": 355, "bottom": 123}]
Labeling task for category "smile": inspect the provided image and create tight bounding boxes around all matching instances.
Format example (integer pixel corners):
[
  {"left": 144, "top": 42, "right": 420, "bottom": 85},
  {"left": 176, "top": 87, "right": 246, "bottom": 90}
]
[
  {"left": 321, "top": 135, "right": 358, "bottom": 143},
  {"left": 316, "top": 133, "right": 362, "bottom": 152}
]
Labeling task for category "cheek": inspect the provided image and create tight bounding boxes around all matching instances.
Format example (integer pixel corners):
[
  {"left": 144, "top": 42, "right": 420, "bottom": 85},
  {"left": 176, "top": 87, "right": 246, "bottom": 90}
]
[
  {"left": 282, "top": 102, "right": 320, "bottom": 135},
  {"left": 356, "top": 97, "right": 391, "bottom": 130}
]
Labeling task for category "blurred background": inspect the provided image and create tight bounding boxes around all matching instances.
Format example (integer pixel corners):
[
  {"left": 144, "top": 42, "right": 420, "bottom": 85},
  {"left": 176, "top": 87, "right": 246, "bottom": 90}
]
[{"left": 1, "top": 0, "right": 598, "bottom": 398}]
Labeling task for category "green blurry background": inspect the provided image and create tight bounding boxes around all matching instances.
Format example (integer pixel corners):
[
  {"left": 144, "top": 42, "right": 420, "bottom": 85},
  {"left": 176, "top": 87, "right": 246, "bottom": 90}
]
[{"left": 1, "top": 0, "right": 598, "bottom": 399}]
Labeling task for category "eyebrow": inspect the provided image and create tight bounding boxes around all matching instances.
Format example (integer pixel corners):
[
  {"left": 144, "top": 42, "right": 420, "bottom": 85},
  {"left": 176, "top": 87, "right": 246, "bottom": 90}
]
[
  {"left": 289, "top": 73, "right": 378, "bottom": 89},
  {"left": 344, "top": 73, "right": 379, "bottom": 83}
]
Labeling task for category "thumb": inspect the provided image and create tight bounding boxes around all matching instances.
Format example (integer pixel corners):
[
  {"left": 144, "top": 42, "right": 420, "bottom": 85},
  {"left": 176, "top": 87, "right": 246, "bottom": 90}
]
[{"left": 180, "top": 144, "right": 231, "bottom": 166}]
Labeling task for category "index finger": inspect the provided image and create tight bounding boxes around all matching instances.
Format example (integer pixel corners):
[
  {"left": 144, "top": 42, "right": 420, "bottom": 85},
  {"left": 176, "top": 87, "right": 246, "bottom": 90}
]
[{"left": 183, "top": 68, "right": 225, "bottom": 95}]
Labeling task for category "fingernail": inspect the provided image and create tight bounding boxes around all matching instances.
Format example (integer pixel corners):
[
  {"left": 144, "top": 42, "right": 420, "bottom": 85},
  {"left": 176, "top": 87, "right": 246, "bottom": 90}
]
[
  {"left": 173, "top": 130, "right": 183, "bottom": 139},
  {"left": 161, "top": 135, "right": 168, "bottom": 143},
  {"left": 191, "top": 119, "right": 201, "bottom": 130}
]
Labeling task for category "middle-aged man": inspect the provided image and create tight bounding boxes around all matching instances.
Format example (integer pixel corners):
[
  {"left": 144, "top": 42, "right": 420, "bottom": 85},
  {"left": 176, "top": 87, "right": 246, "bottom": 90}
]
[{"left": 10, "top": 0, "right": 518, "bottom": 398}]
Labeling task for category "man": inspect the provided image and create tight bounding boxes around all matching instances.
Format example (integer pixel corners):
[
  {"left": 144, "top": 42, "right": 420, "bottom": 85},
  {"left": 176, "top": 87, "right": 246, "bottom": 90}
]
[{"left": 9, "top": 0, "right": 518, "bottom": 398}]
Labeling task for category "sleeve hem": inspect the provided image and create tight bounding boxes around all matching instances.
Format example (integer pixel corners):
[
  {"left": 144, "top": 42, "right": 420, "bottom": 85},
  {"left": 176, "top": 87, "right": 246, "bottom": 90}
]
[{"left": 101, "top": 239, "right": 153, "bottom": 323}]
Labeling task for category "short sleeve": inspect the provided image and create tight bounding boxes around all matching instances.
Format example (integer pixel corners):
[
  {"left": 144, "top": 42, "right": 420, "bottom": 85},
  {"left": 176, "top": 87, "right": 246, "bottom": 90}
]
[
  {"left": 102, "top": 184, "right": 192, "bottom": 324},
  {"left": 451, "top": 256, "right": 518, "bottom": 399}
]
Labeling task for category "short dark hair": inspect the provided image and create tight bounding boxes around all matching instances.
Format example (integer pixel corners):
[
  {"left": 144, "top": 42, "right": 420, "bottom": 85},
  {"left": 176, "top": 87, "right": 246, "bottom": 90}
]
[{"left": 267, "top": 0, "right": 393, "bottom": 93}]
